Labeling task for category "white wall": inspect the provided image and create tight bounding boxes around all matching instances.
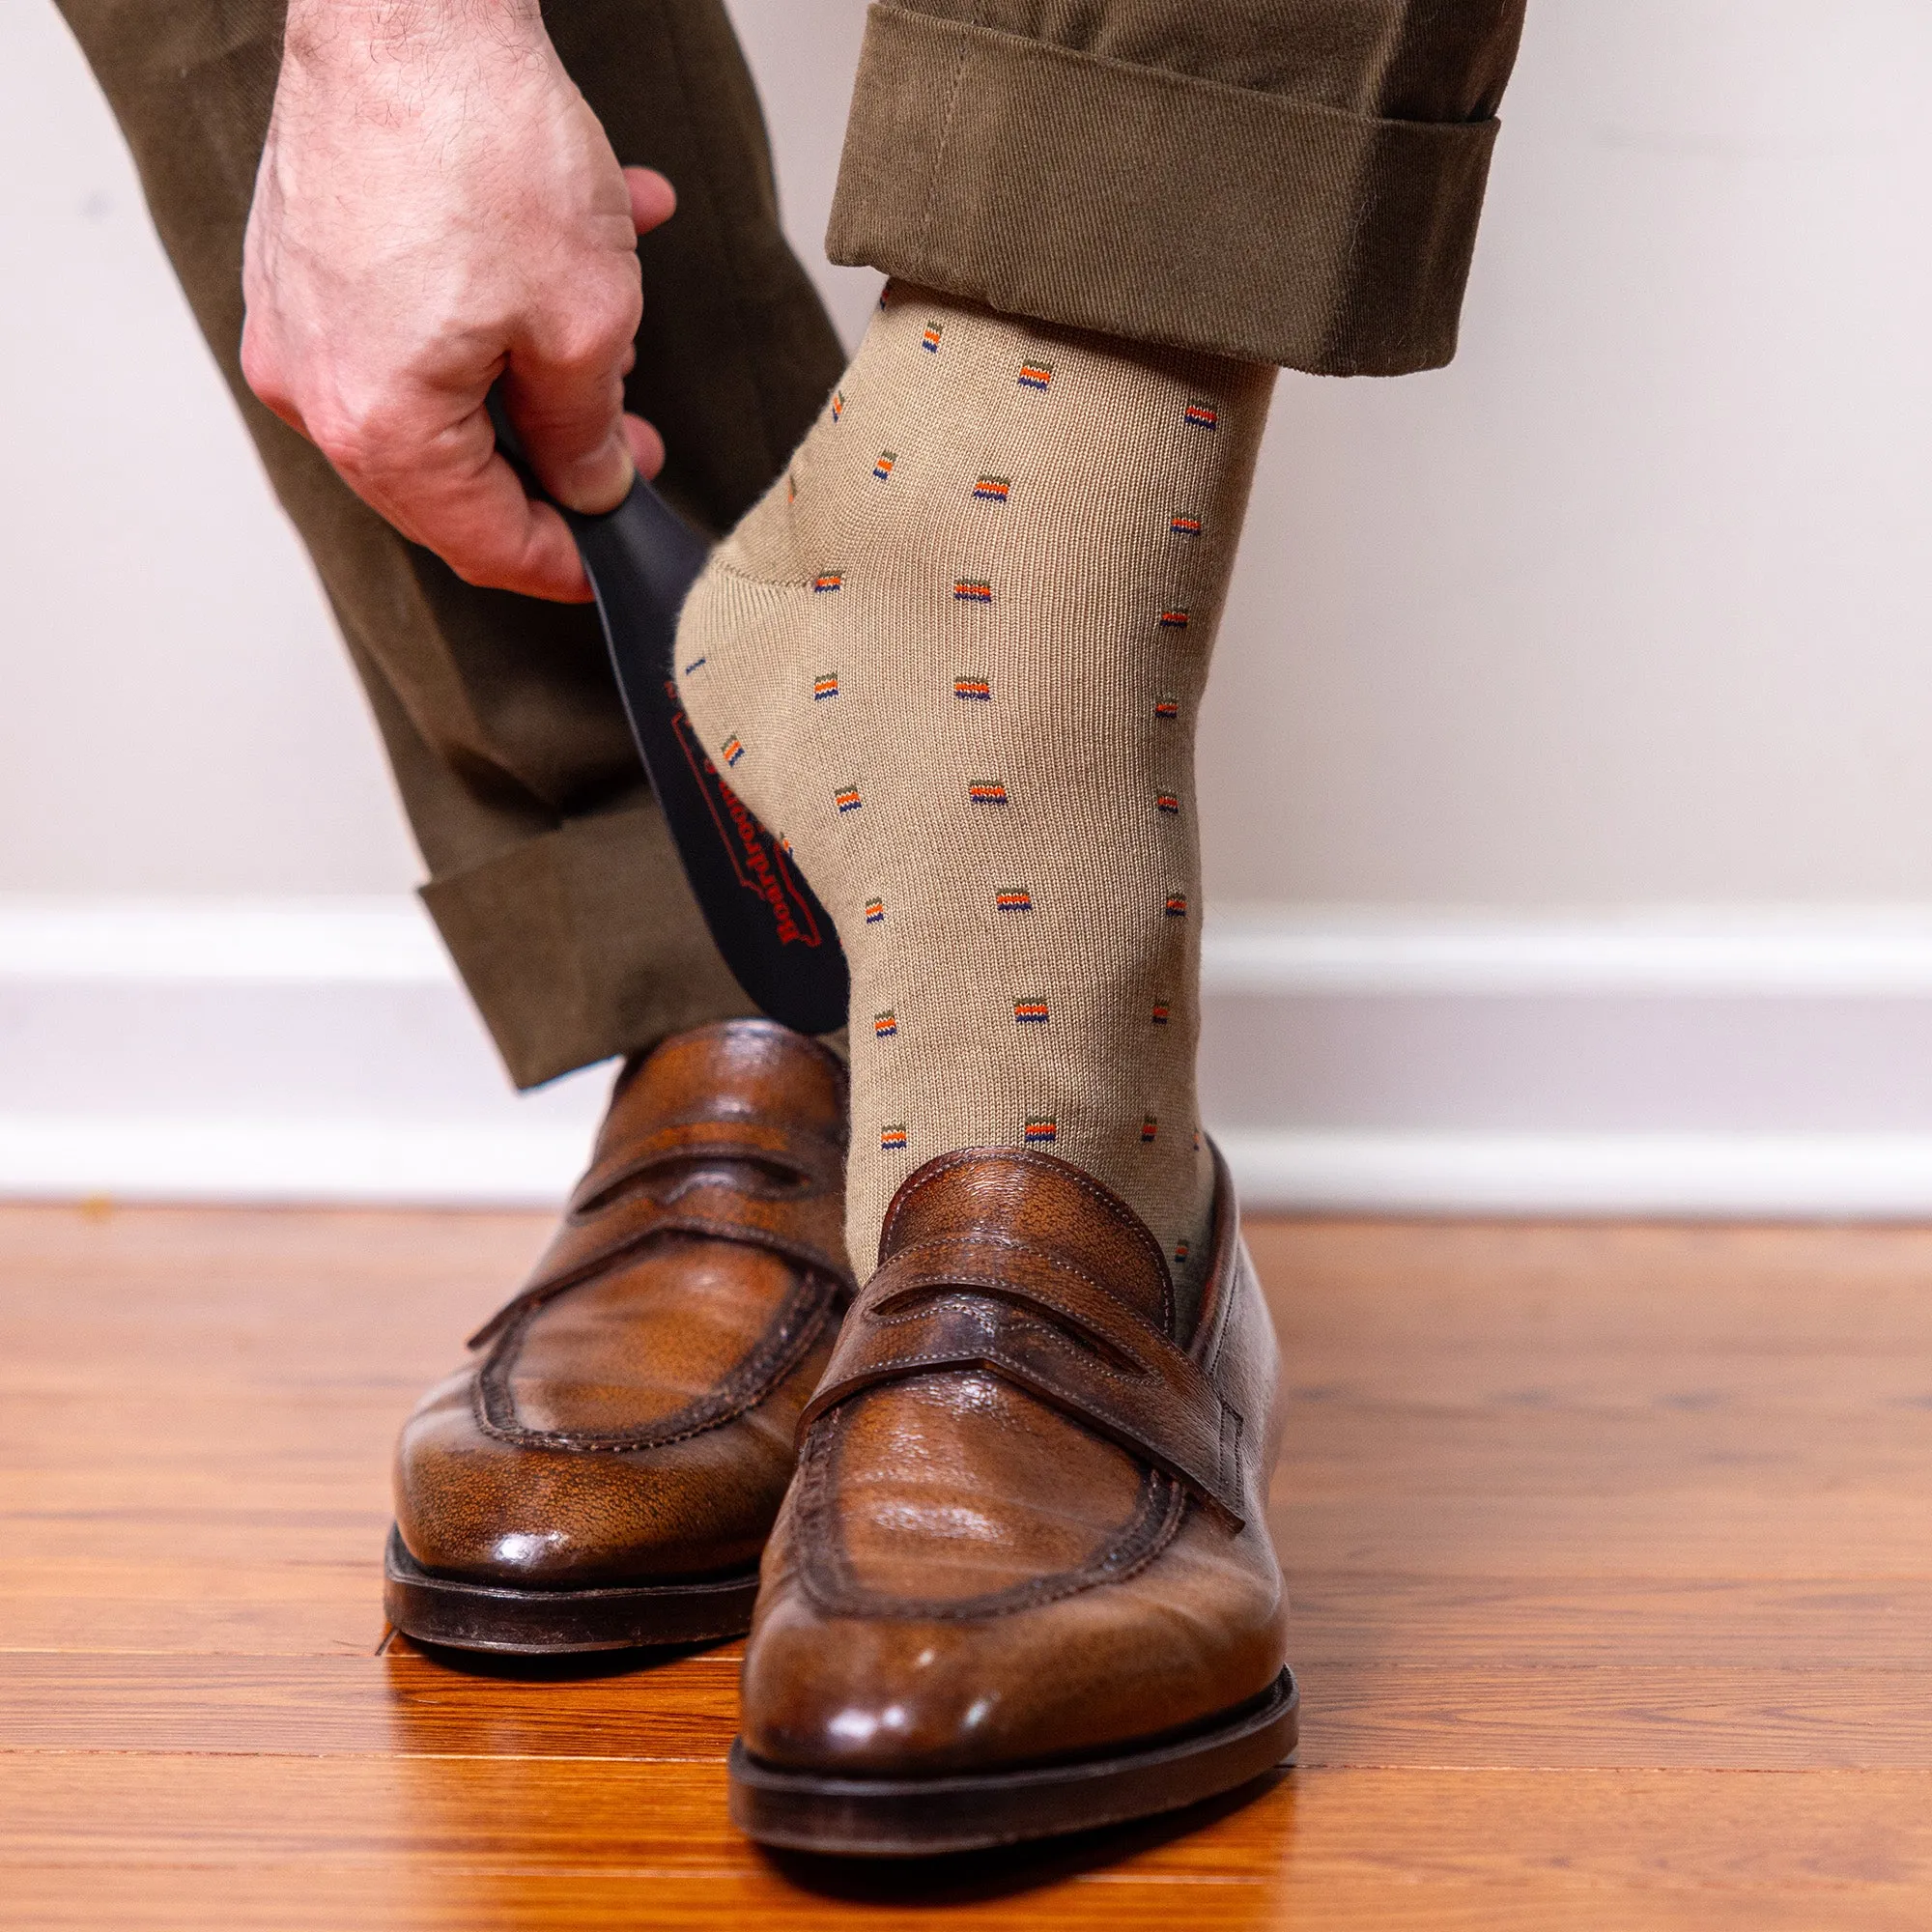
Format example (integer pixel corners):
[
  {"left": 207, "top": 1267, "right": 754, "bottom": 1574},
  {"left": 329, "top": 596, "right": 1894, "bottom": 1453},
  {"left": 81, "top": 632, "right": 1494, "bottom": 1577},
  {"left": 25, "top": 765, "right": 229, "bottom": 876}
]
[{"left": 8, "top": 0, "right": 1932, "bottom": 909}]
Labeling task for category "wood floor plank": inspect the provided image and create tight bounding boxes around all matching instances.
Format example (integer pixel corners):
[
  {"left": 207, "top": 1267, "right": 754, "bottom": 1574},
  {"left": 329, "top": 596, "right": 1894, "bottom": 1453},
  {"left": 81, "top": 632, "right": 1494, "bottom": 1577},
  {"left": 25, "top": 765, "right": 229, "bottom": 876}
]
[
  {"left": 1248, "top": 1219, "right": 1932, "bottom": 1346},
  {"left": 8, "top": 1653, "right": 1930, "bottom": 1770},
  {"left": 1295, "top": 1663, "right": 1932, "bottom": 1768},
  {"left": 16, "top": 1866, "right": 1932, "bottom": 1932},
  {"left": 1269, "top": 1490, "right": 1932, "bottom": 1575},
  {"left": 11, "top": 1757, "right": 1932, "bottom": 1886},
  {"left": 0, "top": 1650, "right": 741, "bottom": 1758},
  {"left": 1282, "top": 1573, "right": 1932, "bottom": 1667}
]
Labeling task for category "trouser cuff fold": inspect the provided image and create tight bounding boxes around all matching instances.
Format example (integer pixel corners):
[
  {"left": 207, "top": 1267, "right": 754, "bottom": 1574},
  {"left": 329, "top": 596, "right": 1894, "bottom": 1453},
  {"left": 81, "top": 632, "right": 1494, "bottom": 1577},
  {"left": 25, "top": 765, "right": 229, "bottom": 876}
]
[
  {"left": 828, "top": 4, "right": 1500, "bottom": 375},
  {"left": 421, "top": 804, "right": 756, "bottom": 1090}
]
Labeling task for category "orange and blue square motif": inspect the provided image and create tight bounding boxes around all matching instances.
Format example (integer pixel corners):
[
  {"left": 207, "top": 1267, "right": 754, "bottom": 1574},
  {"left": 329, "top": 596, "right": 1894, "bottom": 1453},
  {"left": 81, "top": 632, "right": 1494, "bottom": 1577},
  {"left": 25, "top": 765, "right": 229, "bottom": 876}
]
[
  {"left": 1155, "top": 792, "right": 1179, "bottom": 816},
  {"left": 864, "top": 897, "right": 886, "bottom": 924},
  {"left": 969, "top": 780, "right": 1009, "bottom": 805},
  {"left": 954, "top": 580, "right": 993, "bottom": 604},
  {"left": 1014, "top": 999, "right": 1049, "bottom": 1025},
  {"left": 1151, "top": 1001, "right": 1171, "bottom": 1025},
  {"left": 721, "top": 737, "right": 744, "bottom": 768},
  {"left": 813, "top": 673, "right": 839, "bottom": 701},
  {"left": 836, "top": 784, "right": 862, "bottom": 814},
  {"left": 814, "top": 572, "right": 843, "bottom": 594},
  {"left": 1159, "top": 608, "right": 1190, "bottom": 631},
  {"left": 1018, "top": 362, "right": 1053, "bottom": 390},
  {"left": 874, "top": 451, "right": 895, "bottom": 481},
  {"left": 1141, "top": 1116, "right": 1159, "bottom": 1143},
  {"left": 1183, "top": 401, "right": 1218, "bottom": 430},
  {"left": 874, "top": 1010, "right": 897, "bottom": 1039},
  {"left": 996, "top": 888, "right": 1033, "bottom": 913},
  {"left": 954, "top": 674, "right": 990, "bottom": 701},
  {"left": 923, "top": 322, "right": 944, "bottom": 353},
  {"left": 1165, "top": 892, "right": 1188, "bottom": 918},
  {"left": 1024, "top": 1118, "right": 1057, "bottom": 1145},
  {"left": 973, "top": 476, "right": 1010, "bottom": 503},
  {"left": 1170, "top": 514, "right": 1203, "bottom": 538},
  {"left": 881, "top": 1124, "right": 909, "bottom": 1151},
  {"left": 1154, "top": 697, "right": 1179, "bottom": 721}
]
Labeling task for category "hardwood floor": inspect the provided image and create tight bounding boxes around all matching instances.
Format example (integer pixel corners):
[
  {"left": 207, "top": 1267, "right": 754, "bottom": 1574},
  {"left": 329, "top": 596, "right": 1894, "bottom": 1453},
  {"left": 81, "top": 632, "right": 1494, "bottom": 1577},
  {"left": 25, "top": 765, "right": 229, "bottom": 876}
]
[{"left": 4, "top": 1205, "right": 1929, "bottom": 1927}]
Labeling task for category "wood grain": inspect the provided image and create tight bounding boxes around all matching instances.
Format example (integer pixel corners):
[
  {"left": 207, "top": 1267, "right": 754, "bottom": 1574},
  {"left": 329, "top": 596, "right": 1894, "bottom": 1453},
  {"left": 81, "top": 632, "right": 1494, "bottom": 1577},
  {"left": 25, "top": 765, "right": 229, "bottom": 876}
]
[{"left": 4, "top": 1202, "right": 1930, "bottom": 1929}]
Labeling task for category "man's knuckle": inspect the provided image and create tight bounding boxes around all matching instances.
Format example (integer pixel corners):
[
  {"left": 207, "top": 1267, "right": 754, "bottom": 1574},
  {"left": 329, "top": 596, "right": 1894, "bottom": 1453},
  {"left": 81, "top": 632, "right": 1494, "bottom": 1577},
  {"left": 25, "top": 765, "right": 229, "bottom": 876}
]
[{"left": 312, "top": 396, "right": 412, "bottom": 476}]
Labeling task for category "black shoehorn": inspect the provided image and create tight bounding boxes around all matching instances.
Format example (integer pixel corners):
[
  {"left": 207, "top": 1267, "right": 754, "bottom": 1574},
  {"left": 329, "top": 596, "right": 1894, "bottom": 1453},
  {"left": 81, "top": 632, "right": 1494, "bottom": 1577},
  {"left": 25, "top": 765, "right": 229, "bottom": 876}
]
[{"left": 489, "top": 393, "right": 849, "bottom": 1037}]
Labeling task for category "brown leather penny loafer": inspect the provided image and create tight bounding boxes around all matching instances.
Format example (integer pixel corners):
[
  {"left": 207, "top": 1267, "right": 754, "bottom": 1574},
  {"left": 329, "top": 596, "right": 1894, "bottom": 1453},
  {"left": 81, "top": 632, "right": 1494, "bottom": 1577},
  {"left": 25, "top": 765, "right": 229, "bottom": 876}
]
[
  {"left": 384, "top": 1020, "right": 852, "bottom": 1654},
  {"left": 727, "top": 1143, "right": 1294, "bottom": 1855}
]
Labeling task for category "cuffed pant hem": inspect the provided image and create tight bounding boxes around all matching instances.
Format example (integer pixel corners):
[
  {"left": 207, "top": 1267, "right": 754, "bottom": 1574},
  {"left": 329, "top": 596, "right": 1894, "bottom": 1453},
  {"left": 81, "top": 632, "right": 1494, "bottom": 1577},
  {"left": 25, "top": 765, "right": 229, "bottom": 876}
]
[
  {"left": 827, "top": 4, "right": 1500, "bottom": 376},
  {"left": 420, "top": 803, "right": 757, "bottom": 1090}
]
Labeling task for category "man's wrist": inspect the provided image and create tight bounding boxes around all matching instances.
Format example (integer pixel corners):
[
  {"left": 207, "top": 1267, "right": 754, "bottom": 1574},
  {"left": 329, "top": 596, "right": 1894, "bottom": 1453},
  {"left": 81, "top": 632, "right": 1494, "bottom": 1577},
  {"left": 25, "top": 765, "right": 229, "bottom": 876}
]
[{"left": 282, "top": 0, "right": 549, "bottom": 72}]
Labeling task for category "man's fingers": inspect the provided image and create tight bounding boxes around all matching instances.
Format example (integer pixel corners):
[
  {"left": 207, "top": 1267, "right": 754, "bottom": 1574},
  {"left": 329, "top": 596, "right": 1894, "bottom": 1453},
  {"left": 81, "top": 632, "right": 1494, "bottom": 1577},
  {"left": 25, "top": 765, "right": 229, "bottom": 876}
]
[
  {"left": 622, "top": 412, "right": 666, "bottom": 481},
  {"left": 496, "top": 167, "right": 668, "bottom": 513},
  {"left": 407, "top": 453, "right": 595, "bottom": 600},
  {"left": 326, "top": 408, "right": 596, "bottom": 601},
  {"left": 503, "top": 299, "right": 640, "bottom": 515},
  {"left": 623, "top": 166, "right": 676, "bottom": 236}
]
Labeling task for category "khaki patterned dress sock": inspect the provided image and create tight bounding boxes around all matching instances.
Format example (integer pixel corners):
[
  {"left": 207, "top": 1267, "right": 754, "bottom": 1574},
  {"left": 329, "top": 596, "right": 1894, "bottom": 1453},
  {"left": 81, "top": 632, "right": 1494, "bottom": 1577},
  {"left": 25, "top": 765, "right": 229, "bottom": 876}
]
[{"left": 676, "top": 286, "right": 1275, "bottom": 1303}]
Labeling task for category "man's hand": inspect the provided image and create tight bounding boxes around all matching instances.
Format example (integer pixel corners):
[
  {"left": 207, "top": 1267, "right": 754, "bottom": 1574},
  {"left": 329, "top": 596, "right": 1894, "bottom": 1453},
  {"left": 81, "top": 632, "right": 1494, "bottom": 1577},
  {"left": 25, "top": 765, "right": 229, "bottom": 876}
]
[{"left": 241, "top": 0, "right": 672, "bottom": 602}]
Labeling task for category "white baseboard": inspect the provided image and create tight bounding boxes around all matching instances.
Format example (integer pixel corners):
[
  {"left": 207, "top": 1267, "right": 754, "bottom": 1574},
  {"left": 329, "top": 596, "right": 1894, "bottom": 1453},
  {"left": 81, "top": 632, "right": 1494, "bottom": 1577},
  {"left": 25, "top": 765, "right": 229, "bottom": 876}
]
[
  {"left": 8, "top": 895, "right": 1932, "bottom": 1216},
  {"left": 1214, "top": 1129, "right": 1932, "bottom": 1219}
]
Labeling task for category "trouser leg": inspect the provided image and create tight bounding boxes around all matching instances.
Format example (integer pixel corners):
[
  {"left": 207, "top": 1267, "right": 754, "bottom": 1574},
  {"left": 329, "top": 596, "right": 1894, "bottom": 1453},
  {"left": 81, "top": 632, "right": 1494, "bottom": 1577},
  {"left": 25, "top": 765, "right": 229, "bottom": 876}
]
[
  {"left": 828, "top": 0, "right": 1528, "bottom": 374},
  {"left": 54, "top": 0, "right": 847, "bottom": 1087}
]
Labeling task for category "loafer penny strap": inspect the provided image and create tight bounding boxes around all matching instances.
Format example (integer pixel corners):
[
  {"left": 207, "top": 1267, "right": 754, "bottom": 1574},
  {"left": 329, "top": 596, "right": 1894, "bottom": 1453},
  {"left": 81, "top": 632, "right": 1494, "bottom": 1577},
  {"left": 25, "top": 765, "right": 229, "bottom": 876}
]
[
  {"left": 569, "top": 1116, "right": 843, "bottom": 1213},
  {"left": 469, "top": 1130, "right": 853, "bottom": 1350},
  {"left": 799, "top": 1235, "right": 1247, "bottom": 1526}
]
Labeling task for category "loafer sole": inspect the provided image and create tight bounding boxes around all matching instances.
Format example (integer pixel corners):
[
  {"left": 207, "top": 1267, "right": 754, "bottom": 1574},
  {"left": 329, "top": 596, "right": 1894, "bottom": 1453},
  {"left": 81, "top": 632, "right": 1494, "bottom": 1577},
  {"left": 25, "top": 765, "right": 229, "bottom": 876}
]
[
  {"left": 726, "top": 1667, "right": 1297, "bottom": 1856},
  {"left": 383, "top": 1524, "right": 760, "bottom": 1654}
]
